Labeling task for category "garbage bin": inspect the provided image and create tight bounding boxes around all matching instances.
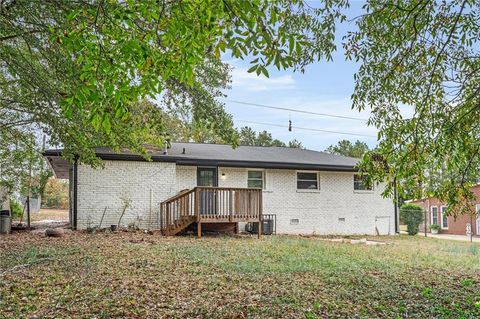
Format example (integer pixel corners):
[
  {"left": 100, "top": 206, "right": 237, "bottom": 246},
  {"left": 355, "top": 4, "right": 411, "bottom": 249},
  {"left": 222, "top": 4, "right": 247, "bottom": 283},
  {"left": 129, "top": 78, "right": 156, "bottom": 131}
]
[{"left": 0, "top": 210, "right": 11, "bottom": 234}]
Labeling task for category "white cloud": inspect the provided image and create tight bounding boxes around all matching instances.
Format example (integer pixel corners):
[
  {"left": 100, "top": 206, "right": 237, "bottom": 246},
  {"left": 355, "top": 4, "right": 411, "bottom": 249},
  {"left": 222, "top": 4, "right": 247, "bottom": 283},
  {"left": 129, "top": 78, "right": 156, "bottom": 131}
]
[{"left": 230, "top": 66, "right": 296, "bottom": 92}]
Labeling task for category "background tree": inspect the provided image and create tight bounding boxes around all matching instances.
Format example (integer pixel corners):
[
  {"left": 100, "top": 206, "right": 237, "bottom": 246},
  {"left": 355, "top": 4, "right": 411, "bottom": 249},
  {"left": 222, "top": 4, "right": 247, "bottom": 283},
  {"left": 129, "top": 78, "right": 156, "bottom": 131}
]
[
  {"left": 42, "top": 178, "right": 69, "bottom": 209},
  {"left": 325, "top": 140, "right": 369, "bottom": 158},
  {"left": 0, "top": 128, "right": 51, "bottom": 199},
  {"left": 288, "top": 139, "right": 304, "bottom": 149},
  {"left": 238, "top": 127, "right": 303, "bottom": 148}
]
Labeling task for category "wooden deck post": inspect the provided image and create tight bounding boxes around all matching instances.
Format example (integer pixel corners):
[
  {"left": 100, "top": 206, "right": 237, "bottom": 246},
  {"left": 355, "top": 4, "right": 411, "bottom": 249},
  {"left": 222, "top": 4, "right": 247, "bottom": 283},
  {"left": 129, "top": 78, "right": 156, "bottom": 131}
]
[
  {"left": 197, "top": 222, "right": 202, "bottom": 238},
  {"left": 195, "top": 187, "right": 200, "bottom": 222},
  {"left": 258, "top": 189, "right": 262, "bottom": 239}
]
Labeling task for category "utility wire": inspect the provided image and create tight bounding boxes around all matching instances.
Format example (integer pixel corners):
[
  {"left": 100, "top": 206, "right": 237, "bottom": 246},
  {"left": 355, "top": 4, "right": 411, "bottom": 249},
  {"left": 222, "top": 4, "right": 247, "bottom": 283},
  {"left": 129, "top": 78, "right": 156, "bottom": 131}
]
[
  {"left": 237, "top": 120, "right": 377, "bottom": 138},
  {"left": 223, "top": 99, "right": 369, "bottom": 122}
]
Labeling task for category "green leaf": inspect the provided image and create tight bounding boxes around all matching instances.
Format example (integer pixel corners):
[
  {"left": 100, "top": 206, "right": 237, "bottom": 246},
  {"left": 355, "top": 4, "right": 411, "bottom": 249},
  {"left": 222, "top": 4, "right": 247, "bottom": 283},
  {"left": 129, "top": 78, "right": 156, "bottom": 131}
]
[
  {"left": 247, "top": 65, "right": 258, "bottom": 73},
  {"left": 102, "top": 115, "right": 111, "bottom": 133}
]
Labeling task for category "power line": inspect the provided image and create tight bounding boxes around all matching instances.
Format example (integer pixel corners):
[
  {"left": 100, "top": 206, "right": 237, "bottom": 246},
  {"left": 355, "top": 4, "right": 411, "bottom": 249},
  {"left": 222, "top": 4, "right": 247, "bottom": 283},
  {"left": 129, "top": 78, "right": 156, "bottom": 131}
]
[
  {"left": 223, "top": 99, "right": 369, "bottom": 122},
  {"left": 237, "top": 119, "right": 377, "bottom": 138}
]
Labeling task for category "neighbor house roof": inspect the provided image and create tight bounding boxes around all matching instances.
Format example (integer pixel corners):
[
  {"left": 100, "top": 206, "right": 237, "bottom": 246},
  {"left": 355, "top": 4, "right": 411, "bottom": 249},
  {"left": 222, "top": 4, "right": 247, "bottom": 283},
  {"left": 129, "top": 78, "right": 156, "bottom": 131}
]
[{"left": 44, "top": 142, "right": 360, "bottom": 179}]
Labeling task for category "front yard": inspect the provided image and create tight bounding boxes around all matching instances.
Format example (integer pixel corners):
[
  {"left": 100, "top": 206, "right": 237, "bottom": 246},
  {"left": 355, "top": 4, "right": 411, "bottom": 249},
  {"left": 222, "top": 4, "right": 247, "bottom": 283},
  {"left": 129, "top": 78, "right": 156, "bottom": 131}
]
[{"left": 1, "top": 232, "right": 479, "bottom": 318}]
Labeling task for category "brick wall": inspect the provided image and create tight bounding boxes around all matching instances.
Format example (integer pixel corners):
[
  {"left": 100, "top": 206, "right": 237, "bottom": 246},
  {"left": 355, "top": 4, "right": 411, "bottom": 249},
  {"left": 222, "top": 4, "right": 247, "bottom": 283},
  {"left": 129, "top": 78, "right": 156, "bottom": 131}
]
[
  {"left": 77, "top": 161, "right": 176, "bottom": 229},
  {"left": 413, "top": 185, "right": 480, "bottom": 235},
  {"left": 77, "top": 162, "right": 395, "bottom": 235},
  {"left": 212, "top": 167, "right": 394, "bottom": 235}
]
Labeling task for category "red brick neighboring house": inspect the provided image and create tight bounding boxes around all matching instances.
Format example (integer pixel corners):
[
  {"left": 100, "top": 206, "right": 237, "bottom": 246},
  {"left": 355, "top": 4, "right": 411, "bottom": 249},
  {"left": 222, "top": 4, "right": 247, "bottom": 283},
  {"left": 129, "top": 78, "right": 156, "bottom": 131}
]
[{"left": 411, "top": 184, "right": 480, "bottom": 236}]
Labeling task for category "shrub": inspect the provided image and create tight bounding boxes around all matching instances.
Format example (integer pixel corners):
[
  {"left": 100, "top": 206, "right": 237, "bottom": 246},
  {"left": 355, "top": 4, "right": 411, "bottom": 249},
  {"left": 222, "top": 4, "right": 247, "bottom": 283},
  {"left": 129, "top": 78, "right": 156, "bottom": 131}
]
[
  {"left": 400, "top": 203, "right": 424, "bottom": 235},
  {"left": 10, "top": 199, "right": 23, "bottom": 218},
  {"left": 429, "top": 224, "right": 441, "bottom": 231}
]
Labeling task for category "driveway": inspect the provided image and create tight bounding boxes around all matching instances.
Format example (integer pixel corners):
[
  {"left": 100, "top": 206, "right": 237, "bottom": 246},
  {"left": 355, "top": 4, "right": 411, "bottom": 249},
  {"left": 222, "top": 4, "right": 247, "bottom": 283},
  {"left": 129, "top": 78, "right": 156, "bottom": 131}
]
[{"left": 420, "top": 232, "right": 480, "bottom": 243}]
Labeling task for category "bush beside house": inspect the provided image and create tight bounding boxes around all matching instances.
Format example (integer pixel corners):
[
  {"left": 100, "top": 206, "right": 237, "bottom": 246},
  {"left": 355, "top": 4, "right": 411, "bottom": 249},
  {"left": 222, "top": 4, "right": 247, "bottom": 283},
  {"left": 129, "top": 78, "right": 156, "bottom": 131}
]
[{"left": 400, "top": 203, "right": 424, "bottom": 235}]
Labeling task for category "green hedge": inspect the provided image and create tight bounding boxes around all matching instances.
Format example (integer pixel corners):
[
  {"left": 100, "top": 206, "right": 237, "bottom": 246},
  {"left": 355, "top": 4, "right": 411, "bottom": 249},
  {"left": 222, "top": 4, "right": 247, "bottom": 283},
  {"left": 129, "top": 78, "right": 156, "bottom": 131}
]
[{"left": 400, "top": 203, "right": 424, "bottom": 235}]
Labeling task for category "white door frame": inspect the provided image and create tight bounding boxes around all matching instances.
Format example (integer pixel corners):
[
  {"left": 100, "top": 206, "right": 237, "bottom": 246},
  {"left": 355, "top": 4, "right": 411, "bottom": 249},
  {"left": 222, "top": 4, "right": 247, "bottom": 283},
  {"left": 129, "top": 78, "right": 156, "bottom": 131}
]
[{"left": 440, "top": 206, "right": 448, "bottom": 230}]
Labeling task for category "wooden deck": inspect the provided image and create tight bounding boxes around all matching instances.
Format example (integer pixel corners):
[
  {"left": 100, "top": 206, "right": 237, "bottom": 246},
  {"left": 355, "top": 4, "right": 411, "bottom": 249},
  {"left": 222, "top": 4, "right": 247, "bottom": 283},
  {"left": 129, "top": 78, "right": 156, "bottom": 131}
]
[{"left": 158, "top": 187, "right": 262, "bottom": 237}]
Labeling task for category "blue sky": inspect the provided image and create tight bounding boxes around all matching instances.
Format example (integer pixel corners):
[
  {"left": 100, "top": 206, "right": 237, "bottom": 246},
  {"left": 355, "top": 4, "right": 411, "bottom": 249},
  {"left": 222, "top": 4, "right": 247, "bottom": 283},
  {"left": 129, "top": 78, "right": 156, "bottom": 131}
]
[{"left": 221, "top": 1, "right": 375, "bottom": 152}]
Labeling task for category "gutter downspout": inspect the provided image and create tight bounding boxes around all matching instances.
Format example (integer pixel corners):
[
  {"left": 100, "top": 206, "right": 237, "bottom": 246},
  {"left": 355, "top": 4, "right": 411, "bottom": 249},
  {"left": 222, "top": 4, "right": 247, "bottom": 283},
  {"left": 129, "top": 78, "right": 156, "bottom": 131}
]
[{"left": 73, "top": 156, "right": 78, "bottom": 230}]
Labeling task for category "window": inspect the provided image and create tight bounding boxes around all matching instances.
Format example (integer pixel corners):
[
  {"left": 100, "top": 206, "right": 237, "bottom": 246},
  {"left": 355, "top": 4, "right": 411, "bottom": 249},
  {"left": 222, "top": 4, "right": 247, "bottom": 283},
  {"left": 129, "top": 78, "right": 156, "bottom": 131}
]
[
  {"left": 247, "top": 170, "right": 264, "bottom": 189},
  {"left": 354, "top": 174, "right": 373, "bottom": 191},
  {"left": 431, "top": 206, "right": 438, "bottom": 225},
  {"left": 441, "top": 206, "right": 448, "bottom": 229},
  {"left": 297, "top": 172, "right": 318, "bottom": 190}
]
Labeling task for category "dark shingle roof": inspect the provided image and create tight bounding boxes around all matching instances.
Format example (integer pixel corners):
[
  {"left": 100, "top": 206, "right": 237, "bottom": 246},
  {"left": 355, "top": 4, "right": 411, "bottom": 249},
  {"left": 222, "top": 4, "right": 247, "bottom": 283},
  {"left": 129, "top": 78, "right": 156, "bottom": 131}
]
[{"left": 44, "top": 142, "right": 360, "bottom": 178}]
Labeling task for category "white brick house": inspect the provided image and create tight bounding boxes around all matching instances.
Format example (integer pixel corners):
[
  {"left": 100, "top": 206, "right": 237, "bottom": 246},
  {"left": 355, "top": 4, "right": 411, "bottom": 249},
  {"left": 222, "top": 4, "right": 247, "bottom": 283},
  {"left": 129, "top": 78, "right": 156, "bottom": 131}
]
[{"left": 44, "top": 143, "right": 397, "bottom": 235}]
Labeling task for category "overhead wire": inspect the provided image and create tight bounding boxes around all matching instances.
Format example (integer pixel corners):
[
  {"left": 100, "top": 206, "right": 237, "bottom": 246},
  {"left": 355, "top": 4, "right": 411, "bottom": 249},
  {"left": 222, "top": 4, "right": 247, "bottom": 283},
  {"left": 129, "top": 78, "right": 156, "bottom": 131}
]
[
  {"left": 236, "top": 119, "right": 376, "bottom": 138},
  {"left": 223, "top": 99, "right": 369, "bottom": 122}
]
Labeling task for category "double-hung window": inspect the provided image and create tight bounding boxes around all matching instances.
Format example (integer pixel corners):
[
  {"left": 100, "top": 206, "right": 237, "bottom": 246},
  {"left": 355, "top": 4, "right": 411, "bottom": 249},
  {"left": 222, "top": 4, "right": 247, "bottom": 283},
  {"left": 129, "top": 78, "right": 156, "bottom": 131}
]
[
  {"left": 431, "top": 206, "right": 438, "bottom": 225},
  {"left": 247, "top": 170, "right": 265, "bottom": 189},
  {"left": 440, "top": 206, "right": 448, "bottom": 229},
  {"left": 297, "top": 172, "right": 319, "bottom": 190}
]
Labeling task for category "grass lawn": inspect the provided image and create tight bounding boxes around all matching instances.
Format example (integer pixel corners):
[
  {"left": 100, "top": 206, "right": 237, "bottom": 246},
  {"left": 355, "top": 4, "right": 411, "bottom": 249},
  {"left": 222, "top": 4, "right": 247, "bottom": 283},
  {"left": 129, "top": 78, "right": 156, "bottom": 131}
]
[{"left": 1, "top": 233, "right": 479, "bottom": 319}]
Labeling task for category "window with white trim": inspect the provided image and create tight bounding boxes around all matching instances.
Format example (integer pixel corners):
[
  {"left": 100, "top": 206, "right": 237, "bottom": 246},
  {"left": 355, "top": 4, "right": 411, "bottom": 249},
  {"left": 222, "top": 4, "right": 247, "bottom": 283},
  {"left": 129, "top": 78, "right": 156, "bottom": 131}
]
[
  {"left": 431, "top": 206, "right": 438, "bottom": 225},
  {"left": 296, "top": 172, "right": 318, "bottom": 190},
  {"left": 247, "top": 170, "right": 265, "bottom": 189},
  {"left": 441, "top": 206, "right": 448, "bottom": 229},
  {"left": 354, "top": 174, "right": 373, "bottom": 191}
]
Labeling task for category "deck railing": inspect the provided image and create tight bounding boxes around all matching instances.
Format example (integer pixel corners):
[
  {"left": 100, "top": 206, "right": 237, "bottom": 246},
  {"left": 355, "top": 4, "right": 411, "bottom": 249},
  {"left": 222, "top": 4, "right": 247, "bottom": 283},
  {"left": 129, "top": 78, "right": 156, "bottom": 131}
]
[{"left": 158, "top": 187, "right": 262, "bottom": 235}]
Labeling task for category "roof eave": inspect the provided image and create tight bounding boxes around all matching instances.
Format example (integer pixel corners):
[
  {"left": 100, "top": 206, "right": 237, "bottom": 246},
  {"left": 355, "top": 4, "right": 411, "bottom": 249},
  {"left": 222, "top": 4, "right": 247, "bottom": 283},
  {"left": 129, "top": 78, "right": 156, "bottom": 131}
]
[{"left": 43, "top": 150, "right": 358, "bottom": 172}]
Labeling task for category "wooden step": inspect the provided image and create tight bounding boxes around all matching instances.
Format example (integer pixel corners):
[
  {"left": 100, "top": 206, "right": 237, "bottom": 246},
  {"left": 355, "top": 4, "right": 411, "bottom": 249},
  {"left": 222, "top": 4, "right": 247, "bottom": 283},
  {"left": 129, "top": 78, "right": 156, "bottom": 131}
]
[{"left": 162, "top": 216, "right": 196, "bottom": 236}]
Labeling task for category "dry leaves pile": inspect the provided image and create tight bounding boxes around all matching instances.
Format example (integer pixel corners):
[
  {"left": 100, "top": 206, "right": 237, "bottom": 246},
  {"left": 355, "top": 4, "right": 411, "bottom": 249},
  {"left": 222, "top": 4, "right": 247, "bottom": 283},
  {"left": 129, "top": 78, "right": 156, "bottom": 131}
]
[{"left": 1, "top": 232, "right": 479, "bottom": 318}]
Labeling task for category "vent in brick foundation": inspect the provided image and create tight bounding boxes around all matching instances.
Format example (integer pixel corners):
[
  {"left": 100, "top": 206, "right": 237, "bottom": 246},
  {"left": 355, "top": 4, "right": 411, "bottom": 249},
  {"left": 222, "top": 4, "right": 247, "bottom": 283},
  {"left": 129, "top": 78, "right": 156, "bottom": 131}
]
[{"left": 290, "top": 219, "right": 299, "bottom": 225}]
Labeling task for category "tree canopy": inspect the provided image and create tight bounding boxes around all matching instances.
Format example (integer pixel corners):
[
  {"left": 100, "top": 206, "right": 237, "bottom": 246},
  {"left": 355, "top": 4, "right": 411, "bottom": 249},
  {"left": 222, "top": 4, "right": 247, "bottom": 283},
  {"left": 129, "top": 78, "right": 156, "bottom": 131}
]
[
  {"left": 2, "top": 0, "right": 480, "bottom": 214},
  {"left": 325, "top": 139, "right": 369, "bottom": 158},
  {"left": 345, "top": 0, "right": 480, "bottom": 216},
  {"left": 0, "top": 0, "right": 342, "bottom": 163},
  {"left": 0, "top": 0, "right": 338, "bottom": 193}
]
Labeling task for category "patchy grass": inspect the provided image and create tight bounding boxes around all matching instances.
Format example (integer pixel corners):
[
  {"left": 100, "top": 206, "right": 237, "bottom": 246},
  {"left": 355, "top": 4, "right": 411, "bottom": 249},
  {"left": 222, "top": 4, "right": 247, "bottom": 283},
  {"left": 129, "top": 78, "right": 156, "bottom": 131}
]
[{"left": 1, "top": 233, "right": 479, "bottom": 318}]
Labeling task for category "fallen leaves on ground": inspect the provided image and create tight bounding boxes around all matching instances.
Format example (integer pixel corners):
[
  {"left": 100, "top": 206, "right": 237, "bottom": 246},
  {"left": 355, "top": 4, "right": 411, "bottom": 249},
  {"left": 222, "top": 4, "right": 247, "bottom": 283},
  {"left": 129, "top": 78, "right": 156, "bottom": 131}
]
[{"left": 1, "top": 231, "right": 479, "bottom": 318}]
